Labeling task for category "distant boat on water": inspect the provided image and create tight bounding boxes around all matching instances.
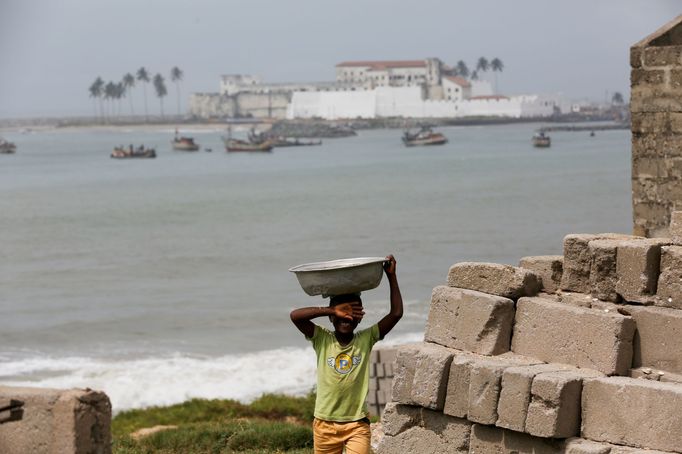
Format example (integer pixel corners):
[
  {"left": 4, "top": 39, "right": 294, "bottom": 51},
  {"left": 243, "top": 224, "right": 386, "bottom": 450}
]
[
  {"left": 172, "top": 129, "right": 200, "bottom": 151},
  {"left": 532, "top": 131, "right": 551, "bottom": 148},
  {"left": 223, "top": 137, "right": 273, "bottom": 152},
  {"left": 0, "top": 137, "right": 16, "bottom": 154},
  {"left": 248, "top": 129, "right": 321, "bottom": 148},
  {"left": 402, "top": 126, "right": 448, "bottom": 147},
  {"left": 111, "top": 145, "right": 156, "bottom": 159}
]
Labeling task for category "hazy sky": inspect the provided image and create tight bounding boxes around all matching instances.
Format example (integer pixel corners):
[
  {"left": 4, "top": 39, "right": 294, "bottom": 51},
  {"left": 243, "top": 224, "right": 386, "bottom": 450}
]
[{"left": 0, "top": 1, "right": 680, "bottom": 118}]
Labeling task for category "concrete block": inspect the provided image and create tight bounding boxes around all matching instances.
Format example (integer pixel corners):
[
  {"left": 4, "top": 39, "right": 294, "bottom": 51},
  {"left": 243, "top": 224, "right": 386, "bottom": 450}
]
[
  {"left": 642, "top": 45, "right": 682, "bottom": 67},
  {"left": 380, "top": 403, "right": 421, "bottom": 436},
  {"left": 561, "top": 234, "right": 600, "bottom": 293},
  {"left": 390, "top": 343, "right": 421, "bottom": 405},
  {"left": 410, "top": 342, "right": 453, "bottom": 410},
  {"left": 525, "top": 370, "right": 600, "bottom": 438},
  {"left": 375, "top": 362, "right": 385, "bottom": 378},
  {"left": 556, "top": 291, "right": 594, "bottom": 308},
  {"left": 511, "top": 297, "right": 636, "bottom": 375},
  {"left": 659, "top": 370, "right": 682, "bottom": 383},
  {"left": 425, "top": 286, "right": 515, "bottom": 355},
  {"left": 588, "top": 239, "right": 625, "bottom": 302},
  {"left": 447, "top": 262, "right": 540, "bottom": 299},
  {"left": 616, "top": 238, "right": 670, "bottom": 304},
  {"left": 582, "top": 377, "right": 682, "bottom": 452},
  {"left": 496, "top": 363, "right": 573, "bottom": 432},
  {"left": 370, "top": 349, "right": 380, "bottom": 363},
  {"left": 377, "top": 389, "right": 388, "bottom": 405},
  {"left": 369, "top": 363, "right": 376, "bottom": 378},
  {"left": 627, "top": 304, "right": 682, "bottom": 375},
  {"left": 670, "top": 210, "right": 682, "bottom": 245},
  {"left": 379, "top": 348, "right": 397, "bottom": 364},
  {"left": 469, "top": 424, "right": 563, "bottom": 454},
  {"left": 0, "top": 386, "right": 111, "bottom": 454},
  {"left": 630, "top": 46, "right": 643, "bottom": 69},
  {"left": 443, "top": 352, "right": 476, "bottom": 418},
  {"left": 519, "top": 255, "right": 563, "bottom": 294},
  {"left": 563, "top": 438, "right": 612, "bottom": 454},
  {"left": 378, "top": 377, "right": 392, "bottom": 391},
  {"left": 467, "top": 355, "right": 541, "bottom": 425},
  {"left": 367, "top": 390, "right": 378, "bottom": 404},
  {"left": 384, "top": 362, "right": 394, "bottom": 377},
  {"left": 377, "top": 411, "right": 471, "bottom": 454},
  {"left": 656, "top": 245, "right": 682, "bottom": 309}
]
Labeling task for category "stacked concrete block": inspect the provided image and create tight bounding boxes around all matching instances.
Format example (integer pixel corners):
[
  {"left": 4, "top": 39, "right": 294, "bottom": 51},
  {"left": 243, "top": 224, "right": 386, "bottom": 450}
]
[
  {"left": 615, "top": 238, "right": 670, "bottom": 304},
  {"left": 425, "top": 286, "right": 515, "bottom": 355},
  {"left": 582, "top": 377, "right": 682, "bottom": 452},
  {"left": 511, "top": 297, "right": 636, "bottom": 375},
  {"left": 367, "top": 347, "right": 397, "bottom": 417},
  {"left": 518, "top": 255, "right": 564, "bottom": 293},
  {"left": 0, "top": 386, "right": 111, "bottom": 454},
  {"left": 631, "top": 16, "right": 682, "bottom": 237},
  {"left": 469, "top": 424, "right": 563, "bottom": 454},
  {"left": 446, "top": 262, "right": 541, "bottom": 299},
  {"left": 390, "top": 342, "right": 453, "bottom": 410},
  {"left": 377, "top": 405, "right": 472, "bottom": 454},
  {"left": 656, "top": 245, "right": 682, "bottom": 309},
  {"left": 588, "top": 239, "right": 624, "bottom": 302}
]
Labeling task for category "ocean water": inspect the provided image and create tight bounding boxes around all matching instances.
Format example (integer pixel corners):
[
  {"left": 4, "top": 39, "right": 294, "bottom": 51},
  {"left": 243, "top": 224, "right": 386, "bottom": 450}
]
[{"left": 0, "top": 124, "right": 632, "bottom": 410}]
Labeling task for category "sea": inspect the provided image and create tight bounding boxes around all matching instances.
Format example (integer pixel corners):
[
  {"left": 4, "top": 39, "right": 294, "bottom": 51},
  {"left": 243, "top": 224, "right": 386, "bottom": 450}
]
[{"left": 0, "top": 123, "right": 632, "bottom": 412}]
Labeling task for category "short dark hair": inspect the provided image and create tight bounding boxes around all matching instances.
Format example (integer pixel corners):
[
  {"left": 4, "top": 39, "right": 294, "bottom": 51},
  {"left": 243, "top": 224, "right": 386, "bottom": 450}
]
[{"left": 329, "top": 293, "right": 362, "bottom": 307}]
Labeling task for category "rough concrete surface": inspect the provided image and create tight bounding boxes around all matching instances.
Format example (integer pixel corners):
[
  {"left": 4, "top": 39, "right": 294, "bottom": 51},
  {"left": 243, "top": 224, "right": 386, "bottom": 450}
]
[
  {"left": 588, "top": 239, "right": 625, "bottom": 302},
  {"left": 656, "top": 245, "right": 682, "bottom": 309},
  {"left": 447, "top": 262, "right": 540, "bottom": 299},
  {"left": 390, "top": 343, "right": 422, "bottom": 405},
  {"left": 496, "top": 363, "right": 573, "bottom": 432},
  {"left": 616, "top": 238, "right": 670, "bottom": 303},
  {"left": 376, "top": 411, "right": 471, "bottom": 454},
  {"left": 411, "top": 342, "right": 454, "bottom": 410},
  {"left": 582, "top": 376, "right": 682, "bottom": 452},
  {"left": 443, "top": 352, "right": 477, "bottom": 418},
  {"left": 469, "top": 424, "right": 563, "bottom": 454},
  {"left": 511, "top": 297, "right": 635, "bottom": 375},
  {"left": 626, "top": 304, "right": 682, "bottom": 375},
  {"left": 519, "top": 255, "right": 564, "bottom": 294},
  {"left": 425, "top": 286, "right": 515, "bottom": 355},
  {"left": 0, "top": 386, "right": 111, "bottom": 454}
]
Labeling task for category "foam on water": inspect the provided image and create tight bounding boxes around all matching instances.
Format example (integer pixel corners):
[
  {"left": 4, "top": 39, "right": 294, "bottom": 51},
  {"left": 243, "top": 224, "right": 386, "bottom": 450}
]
[{"left": 0, "top": 332, "right": 423, "bottom": 412}]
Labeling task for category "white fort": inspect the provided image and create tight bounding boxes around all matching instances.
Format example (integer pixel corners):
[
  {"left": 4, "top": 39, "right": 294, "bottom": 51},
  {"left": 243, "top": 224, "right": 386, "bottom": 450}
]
[{"left": 189, "top": 58, "right": 565, "bottom": 120}]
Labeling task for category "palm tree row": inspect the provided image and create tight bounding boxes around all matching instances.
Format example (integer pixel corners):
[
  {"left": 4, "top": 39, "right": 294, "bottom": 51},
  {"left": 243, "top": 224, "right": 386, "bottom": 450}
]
[
  {"left": 88, "top": 66, "right": 183, "bottom": 123},
  {"left": 448, "top": 57, "right": 505, "bottom": 92}
]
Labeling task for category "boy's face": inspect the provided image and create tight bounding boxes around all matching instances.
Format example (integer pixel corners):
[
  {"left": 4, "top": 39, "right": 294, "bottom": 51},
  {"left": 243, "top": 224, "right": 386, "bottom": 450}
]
[{"left": 330, "top": 299, "right": 362, "bottom": 335}]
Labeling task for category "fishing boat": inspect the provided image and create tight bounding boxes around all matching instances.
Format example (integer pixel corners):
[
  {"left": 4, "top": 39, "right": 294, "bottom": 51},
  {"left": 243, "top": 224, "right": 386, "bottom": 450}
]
[
  {"left": 401, "top": 126, "right": 448, "bottom": 147},
  {"left": 172, "top": 136, "right": 200, "bottom": 151},
  {"left": 223, "top": 138, "right": 273, "bottom": 152},
  {"left": 270, "top": 137, "right": 322, "bottom": 148},
  {"left": 532, "top": 131, "right": 551, "bottom": 148},
  {"left": 0, "top": 137, "right": 16, "bottom": 154},
  {"left": 111, "top": 145, "right": 156, "bottom": 159}
]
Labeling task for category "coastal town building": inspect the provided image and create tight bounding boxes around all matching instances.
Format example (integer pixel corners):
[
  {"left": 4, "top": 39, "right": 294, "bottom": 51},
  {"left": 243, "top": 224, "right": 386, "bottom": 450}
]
[{"left": 189, "top": 58, "right": 566, "bottom": 120}]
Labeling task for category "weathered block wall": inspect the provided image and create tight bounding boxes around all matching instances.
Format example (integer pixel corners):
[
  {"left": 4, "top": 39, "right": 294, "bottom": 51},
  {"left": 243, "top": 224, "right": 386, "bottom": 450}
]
[
  {"left": 377, "top": 223, "right": 682, "bottom": 454},
  {"left": 631, "top": 15, "right": 682, "bottom": 237},
  {"left": 0, "top": 386, "right": 111, "bottom": 454},
  {"left": 367, "top": 347, "right": 397, "bottom": 417}
]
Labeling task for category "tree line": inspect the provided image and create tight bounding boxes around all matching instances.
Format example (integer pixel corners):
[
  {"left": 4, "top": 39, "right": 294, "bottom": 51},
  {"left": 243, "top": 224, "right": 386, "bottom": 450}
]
[
  {"left": 447, "top": 57, "right": 504, "bottom": 92},
  {"left": 88, "top": 67, "right": 183, "bottom": 122}
]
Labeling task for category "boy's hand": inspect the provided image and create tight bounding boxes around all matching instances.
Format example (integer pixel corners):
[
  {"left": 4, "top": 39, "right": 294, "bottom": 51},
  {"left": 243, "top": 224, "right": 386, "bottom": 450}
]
[
  {"left": 383, "top": 255, "right": 397, "bottom": 277},
  {"left": 333, "top": 302, "right": 365, "bottom": 321}
]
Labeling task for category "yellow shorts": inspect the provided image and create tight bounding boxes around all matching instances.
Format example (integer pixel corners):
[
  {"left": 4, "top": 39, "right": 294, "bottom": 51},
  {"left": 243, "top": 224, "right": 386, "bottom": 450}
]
[{"left": 312, "top": 417, "right": 371, "bottom": 454}]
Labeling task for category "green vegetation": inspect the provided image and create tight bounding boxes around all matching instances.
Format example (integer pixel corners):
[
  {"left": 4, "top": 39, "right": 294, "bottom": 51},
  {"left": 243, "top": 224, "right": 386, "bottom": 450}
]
[{"left": 112, "top": 393, "right": 316, "bottom": 454}]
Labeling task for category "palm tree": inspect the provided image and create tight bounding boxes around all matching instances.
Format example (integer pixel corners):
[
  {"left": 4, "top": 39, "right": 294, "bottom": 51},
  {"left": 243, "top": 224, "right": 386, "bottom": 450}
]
[
  {"left": 612, "top": 92, "right": 624, "bottom": 105},
  {"left": 115, "top": 82, "right": 125, "bottom": 118},
  {"left": 470, "top": 70, "right": 479, "bottom": 81},
  {"left": 153, "top": 73, "right": 168, "bottom": 118},
  {"left": 170, "top": 66, "right": 183, "bottom": 116},
  {"left": 88, "top": 77, "right": 105, "bottom": 122},
  {"left": 490, "top": 58, "right": 504, "bottom": 93},
  {"left": 104, "top": 81, "right": 117, "bottom": 121},
  {"left": 456, "top": 61, "right": 469, "bottom": 79},
  {"left": 136, "top": 67, "right": 150, "bottom": 121},
  {"left": 476, "top": 57, "right": 489, "bottom": 74},
  {"left": 122, "top": 73, "right": 135, "bottom": 116}
]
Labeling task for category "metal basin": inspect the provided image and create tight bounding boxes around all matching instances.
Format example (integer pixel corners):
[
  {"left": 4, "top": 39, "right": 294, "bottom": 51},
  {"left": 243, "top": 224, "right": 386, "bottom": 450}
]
[{"left": 289, "top": 257, "right": 386, "bottom": 298}]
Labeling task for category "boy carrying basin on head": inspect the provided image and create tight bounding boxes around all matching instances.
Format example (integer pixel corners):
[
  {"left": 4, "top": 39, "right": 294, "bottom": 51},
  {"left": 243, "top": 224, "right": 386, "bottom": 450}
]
[{"left": 290, "top": 255, "right": 403, "bottom": 454}]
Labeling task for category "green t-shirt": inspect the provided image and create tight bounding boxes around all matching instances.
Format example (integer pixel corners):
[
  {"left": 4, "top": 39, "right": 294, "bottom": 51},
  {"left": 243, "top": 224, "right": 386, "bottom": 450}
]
[{"left": 307, "top": 323, "right": 380, "bottom": 422}]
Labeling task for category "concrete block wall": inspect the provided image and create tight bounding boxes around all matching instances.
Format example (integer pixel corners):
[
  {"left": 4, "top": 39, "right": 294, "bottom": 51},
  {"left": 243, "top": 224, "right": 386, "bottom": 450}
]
[
  {"left": 631, "top": 15, "right": 682, "bottom": 237},
  {"left": 0, "top": 386, "right": 111, "bottom": 454},
  {"left": 377, "top": 224, "right": 682, "bottom": 454},
  {"left": 367, "top": 347, "right": 397, "bottom": 417}
]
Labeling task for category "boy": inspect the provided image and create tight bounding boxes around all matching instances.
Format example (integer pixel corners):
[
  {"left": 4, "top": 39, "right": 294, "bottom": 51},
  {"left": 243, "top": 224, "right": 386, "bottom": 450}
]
[{"left": 290, "top": 255, "right": 403, "bottom": 454}]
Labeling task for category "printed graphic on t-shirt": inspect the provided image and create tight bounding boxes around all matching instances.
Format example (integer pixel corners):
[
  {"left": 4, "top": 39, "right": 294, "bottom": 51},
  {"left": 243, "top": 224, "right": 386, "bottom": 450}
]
[{"left": 327, "top": 353, "right": 362, "bottom": 374}]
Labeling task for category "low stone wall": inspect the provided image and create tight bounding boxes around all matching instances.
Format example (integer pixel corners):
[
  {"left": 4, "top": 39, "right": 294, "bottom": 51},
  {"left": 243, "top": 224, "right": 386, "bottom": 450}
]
[
  {"left": 377, "top": 215, "right": 682, "bottom": 453},
  {"left": 0, "top": 386, "right": 111, "bottom": 454}
]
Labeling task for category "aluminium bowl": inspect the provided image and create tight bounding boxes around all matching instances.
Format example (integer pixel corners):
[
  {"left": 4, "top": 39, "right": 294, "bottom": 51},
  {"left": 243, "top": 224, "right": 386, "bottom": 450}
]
[{"left": 289, "top": 257, "right": 386, "bottom": 298}]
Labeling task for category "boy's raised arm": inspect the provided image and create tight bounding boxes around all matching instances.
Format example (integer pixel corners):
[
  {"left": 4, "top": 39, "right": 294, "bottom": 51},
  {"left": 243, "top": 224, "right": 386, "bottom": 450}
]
[
  {"left": 377, "top": 255, "right": 403, "bottom": 339},
  {"left": 290, "top": 303, "right": 364, "bottom": 338}
]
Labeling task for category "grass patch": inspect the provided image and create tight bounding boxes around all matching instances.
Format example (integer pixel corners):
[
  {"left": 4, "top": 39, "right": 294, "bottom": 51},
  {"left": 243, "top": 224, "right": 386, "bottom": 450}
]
[{"left": 112, "top": 393, "right": 316, "bottom": 454}]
